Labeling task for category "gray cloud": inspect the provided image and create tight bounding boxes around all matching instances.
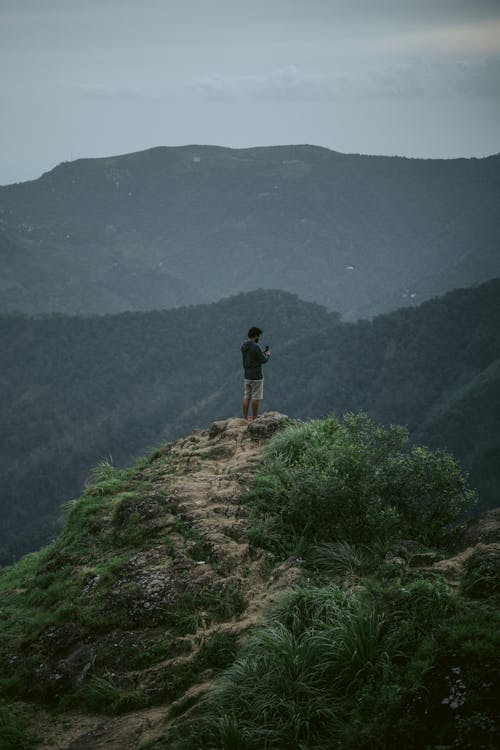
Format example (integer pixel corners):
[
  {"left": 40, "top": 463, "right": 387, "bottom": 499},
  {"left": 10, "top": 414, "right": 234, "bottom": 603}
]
[
  {"left": 187, "top": 58, "right": 500, "bottom": 101},
  {"left": 67, "top": 57, "right": 500, "bottom": 104}
]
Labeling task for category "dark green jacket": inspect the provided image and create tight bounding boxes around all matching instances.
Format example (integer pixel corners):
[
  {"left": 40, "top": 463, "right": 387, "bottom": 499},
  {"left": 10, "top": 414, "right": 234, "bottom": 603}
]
[{"left": 241, "top": 340, "right": 269, "bottom": 380}]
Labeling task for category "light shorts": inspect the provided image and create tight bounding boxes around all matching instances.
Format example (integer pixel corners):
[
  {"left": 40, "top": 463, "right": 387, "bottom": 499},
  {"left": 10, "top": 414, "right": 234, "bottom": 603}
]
[{"left": 244, "top": 379, "right": 264, "bottom": 400}]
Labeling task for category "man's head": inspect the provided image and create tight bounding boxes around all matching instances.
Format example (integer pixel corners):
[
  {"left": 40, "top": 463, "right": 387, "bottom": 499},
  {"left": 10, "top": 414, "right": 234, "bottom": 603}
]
[{"left": 247, "top": 326, "right": 263, "bottom": 341}]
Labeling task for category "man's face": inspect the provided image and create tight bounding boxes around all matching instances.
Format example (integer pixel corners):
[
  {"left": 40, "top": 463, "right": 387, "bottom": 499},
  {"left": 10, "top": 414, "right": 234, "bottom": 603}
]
[{"left": 253, "top": 335, "right": 260, "bottom": 342}]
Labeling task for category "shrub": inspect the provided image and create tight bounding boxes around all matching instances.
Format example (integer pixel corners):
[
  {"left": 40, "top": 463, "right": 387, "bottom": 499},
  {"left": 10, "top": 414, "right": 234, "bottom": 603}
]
[{"left": 246, "top": 413, "right": 476, "bottom": 556}]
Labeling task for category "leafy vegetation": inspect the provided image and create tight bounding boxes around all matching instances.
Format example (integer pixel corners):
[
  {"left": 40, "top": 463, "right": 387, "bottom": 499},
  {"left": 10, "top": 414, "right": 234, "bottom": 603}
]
[{"left": 246, "top": 413, "right": 476, "bottom": 556}]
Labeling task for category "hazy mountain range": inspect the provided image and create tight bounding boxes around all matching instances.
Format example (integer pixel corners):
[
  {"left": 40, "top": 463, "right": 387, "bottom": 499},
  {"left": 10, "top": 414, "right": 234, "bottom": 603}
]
[
  {"left": 1, "top": 280, "right": 499, "bottom": 563},
  {"left": 1, "top": 145, "right": 499, "bottom": 319}
]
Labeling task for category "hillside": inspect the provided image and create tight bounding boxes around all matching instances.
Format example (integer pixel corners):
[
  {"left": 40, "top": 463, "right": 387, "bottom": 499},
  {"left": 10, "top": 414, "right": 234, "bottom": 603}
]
[
  {"left": 0, "top": 289, "right": 335, "bottom": 563},
  {"left": 0, "top": 414, "right": 498, "bottom": 750},
  {"left": 0, "top": 414, "right": 298, "bottom": 748},
  {"left": 1, "top": 145, "right": 499, "bottom": 318},
  {"left": 1, "top": 281, "right": 499, "bottom": 565}
]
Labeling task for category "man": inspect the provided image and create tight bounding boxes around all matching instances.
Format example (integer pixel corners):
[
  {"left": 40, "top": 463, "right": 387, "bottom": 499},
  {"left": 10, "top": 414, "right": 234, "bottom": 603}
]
[{"left": 241, "top": 326, "right": 271, "bottom": 421}]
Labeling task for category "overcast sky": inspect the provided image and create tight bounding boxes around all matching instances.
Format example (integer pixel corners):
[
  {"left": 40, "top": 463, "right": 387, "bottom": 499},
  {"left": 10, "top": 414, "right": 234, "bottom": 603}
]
[{"left": 1, "top": 0, "right": 500, "bottom": 184}]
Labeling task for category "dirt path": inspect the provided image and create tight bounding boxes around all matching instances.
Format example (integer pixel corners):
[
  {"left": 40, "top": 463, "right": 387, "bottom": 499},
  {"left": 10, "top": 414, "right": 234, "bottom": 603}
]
[{"left": 33, "top": 413, "right": 301, "bottom": 750}]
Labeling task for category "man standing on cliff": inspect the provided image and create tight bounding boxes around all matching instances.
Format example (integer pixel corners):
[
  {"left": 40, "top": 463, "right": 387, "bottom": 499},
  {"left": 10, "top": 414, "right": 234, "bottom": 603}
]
[{"left": 241, "top": 326, "right": 271, "bottom": 421}]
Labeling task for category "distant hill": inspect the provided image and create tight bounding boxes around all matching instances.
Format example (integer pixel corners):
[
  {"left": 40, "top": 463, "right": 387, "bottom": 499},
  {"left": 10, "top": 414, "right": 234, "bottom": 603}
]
[
  {"left": 1, "top": 280, "right": 499, "bottom": 564},
  {"left": 1, "top": 145, "right": 499, "bottom": 318}
]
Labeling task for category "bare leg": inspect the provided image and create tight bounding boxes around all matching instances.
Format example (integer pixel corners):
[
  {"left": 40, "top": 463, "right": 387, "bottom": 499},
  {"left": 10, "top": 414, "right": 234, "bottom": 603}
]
[
  {"left": 243, "top": 398, "right": 250, "bottom": 420},
  {"left": 251, "top": 399, "right": 260, "bottom": 419}
]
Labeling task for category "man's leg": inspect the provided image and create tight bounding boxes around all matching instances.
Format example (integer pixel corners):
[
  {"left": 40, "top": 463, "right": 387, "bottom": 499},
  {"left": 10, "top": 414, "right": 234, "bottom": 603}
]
[
  {"left": 251, "top": 399, "right": 259, "bottom": 419},
  {"left": 250, "top": 380, "right": 263, "bottom": 420},
  {"left": 243, "top": 398, "right": 250, "bottom": 420}
]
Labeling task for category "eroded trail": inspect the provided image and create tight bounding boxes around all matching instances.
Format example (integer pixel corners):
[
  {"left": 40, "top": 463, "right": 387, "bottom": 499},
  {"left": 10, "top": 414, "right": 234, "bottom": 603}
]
[{"left": 35, "top": 413, "right": 302, "bottom": 750}]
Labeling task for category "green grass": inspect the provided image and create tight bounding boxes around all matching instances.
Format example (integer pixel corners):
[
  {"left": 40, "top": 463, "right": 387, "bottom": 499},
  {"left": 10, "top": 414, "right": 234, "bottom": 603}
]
[
  {"left": 74, "top": 676, "right": 150, "bottom": 715},
  {"left": 158, "top": 584, "right": 247, "bottom": 636},
  {"left": 0, "top": 700, "right": 39, "bottom": 750},
  {"left": 122, "top": 639, "right": 176, "bottom": 671},
  {"left": 70, "top": 630, "right": 240, "bottom": 717},
  {"left": 305, "top": 541, "right": 371, "bottom": 580},
  {"left": 0, "top": 448, "right": 177, "bottom": 704},
  {"left": 152, "top": 631, "right": 239, "bottom": 708},
  {"left": 157, "top": 581, "right": 499, "bottom": 750}
]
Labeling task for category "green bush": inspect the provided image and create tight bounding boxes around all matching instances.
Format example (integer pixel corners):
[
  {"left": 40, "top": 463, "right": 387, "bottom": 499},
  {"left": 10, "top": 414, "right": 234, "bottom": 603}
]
[{"left": 247, "top": 413, "right": 476, "bottom": 555}]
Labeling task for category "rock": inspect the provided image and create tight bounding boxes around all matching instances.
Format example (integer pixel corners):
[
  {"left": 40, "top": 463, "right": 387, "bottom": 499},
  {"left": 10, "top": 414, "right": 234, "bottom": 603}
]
[
  {"left": 461, "top": 543, "right": 500, "bottom": 598},
  {"left": 410, "top": 551, "right": 440, "bottom": 567},
  {"left": 247, "top": 412, "right": 289, "bottom": 439},
  {"left": 385, "top": 540, "right": 422, "bottom": 561},
  {"left": 453, "top": 507, "right": 500, "bottom": 548},
  {"left": 209, "top": 420, "right": 228, "bottom": 438}
]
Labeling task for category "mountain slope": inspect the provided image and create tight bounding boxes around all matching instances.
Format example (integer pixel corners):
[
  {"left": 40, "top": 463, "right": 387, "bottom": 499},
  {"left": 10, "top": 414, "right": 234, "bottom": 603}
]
[
  {"left": 0, "top": 414, "right": 498, "bottom": 750},
  {"left": 1, "top": 281, "right": 499, "bottom": 564},
  {"left": 1, "top": 145, "right": 499, "bottom": 318},
  {"left": 0, "top": 414, "right": 302, "bottom": 749}
]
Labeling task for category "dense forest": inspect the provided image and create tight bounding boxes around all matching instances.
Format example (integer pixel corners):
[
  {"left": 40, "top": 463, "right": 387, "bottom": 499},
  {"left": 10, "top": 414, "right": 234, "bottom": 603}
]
[
  {"left": 1, "top": 145, "right": 499, "bottom": 318},
  {"left": 1, "top": 280, "right": 499, "bottom": 564}
]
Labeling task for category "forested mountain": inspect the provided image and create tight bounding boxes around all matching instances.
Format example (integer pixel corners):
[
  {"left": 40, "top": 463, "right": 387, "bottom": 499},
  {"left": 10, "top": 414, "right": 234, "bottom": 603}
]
[
  {"left": 1, "top": 280, "right": 499, "bottom": 564},
  {"left": 1, "top": 145, "right": 499, "bottom": 319}
]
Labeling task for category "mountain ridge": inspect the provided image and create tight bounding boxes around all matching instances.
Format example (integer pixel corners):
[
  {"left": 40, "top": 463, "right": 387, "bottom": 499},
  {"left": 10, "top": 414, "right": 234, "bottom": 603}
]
[{"left": 1, "top": 144, "right": 499, "bottom": 318}]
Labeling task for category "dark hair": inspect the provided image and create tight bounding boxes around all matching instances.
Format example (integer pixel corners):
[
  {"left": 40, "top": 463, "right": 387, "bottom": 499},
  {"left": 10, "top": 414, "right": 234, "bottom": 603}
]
[{"left": 247, "top": 326, "right": 263, "bottom": 338}]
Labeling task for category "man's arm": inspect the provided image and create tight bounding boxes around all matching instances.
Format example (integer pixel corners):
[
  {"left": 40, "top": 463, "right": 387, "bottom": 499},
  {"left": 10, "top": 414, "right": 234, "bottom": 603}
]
[{"left": 256, "top": 345, "right": 270, "bottom": 364}]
